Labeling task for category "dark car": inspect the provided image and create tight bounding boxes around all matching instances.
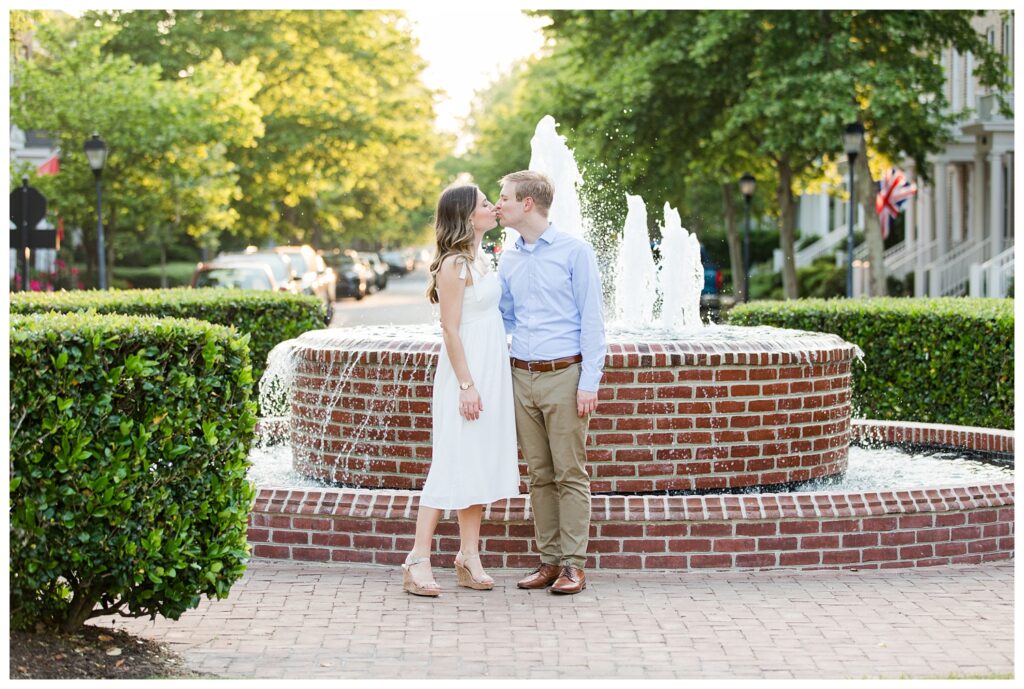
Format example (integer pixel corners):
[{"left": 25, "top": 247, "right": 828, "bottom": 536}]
[
  {"left": 358, "top": 252, "right": 389, "bottom": 292},
  {"left": 699, "top": 245, "right": 724, "bottom": 319},
  {"left": 380, "top": 250, "right": 415, "bottom": 276},
  {"left": 323, "top": 249, "right": 370, "bottom": 300}
]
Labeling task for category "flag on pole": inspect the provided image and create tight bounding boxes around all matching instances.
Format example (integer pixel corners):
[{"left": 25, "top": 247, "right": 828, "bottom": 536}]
[
  {"left": 875, "top": 167, "right": 917, "bottom": 240},
  {"left": 37, "top": 154, "right": 60, "bottom": 176}
]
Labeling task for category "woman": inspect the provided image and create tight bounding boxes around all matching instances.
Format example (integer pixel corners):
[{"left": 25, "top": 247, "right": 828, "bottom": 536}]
[{"left": 401, "top": 184, "right": 521, "bottom": 596}]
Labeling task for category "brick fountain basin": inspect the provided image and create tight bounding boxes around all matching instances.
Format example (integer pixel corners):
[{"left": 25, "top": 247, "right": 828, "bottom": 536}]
[
  {"left": 249, "top": 327, "right": 1014, "bottom": 570},
  {"left": 288, "top": 327, "right": 859, "bottom": 492}
]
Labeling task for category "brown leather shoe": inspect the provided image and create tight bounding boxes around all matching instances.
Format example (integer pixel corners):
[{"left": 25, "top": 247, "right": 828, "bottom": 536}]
[
  {"left": 516, "top": 563, "right": 562, "bottom": 589},
  {"left": 550, "top": 565, "right": 586, "bottom": 594}
]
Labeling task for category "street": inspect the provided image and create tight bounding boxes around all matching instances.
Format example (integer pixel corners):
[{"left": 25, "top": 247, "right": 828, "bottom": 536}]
[{"left": 329, "top": 268, "right": 435, "bottom": 327}]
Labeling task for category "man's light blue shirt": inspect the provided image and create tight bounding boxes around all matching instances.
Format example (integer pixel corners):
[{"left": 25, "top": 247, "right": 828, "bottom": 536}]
[{"left": 498, "top": 224, "right": 607, "bottom": 392}]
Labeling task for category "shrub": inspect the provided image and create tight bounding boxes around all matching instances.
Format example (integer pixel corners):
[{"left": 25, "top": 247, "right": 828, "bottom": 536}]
[
  {"left": 727, "top": 298, "right": 1013, "bottom": 429},
  {"left": 113, "top": 262, "right": 198, "bottom": 289},
  {"left": 10, "top": 288, "right": 325, "bottom": 384},
  {"left": 9, "top": 311, "right": 257, "bottom": 631}
]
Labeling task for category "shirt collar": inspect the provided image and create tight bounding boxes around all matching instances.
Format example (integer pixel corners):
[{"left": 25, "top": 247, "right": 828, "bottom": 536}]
[{"left": 515, "top": 223, "right": 558, "bottom": 250}]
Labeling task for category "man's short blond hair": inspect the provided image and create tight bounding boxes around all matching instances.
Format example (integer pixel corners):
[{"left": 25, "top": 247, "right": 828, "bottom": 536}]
[{"left": 499, "top": 170, "right": 554, "bottom": 214}]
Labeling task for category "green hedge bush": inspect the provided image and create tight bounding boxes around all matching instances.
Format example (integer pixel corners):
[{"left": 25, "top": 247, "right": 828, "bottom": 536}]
[
  {"left": 10, "top": 311, "right": 258, "bottom": 631},
  {"left": 10, "top": 288, "right": 324, "bottom": 384},
  {"left": 727, "top": 298, "right": 1013, "bottom": 429},
  {"left": 112, "top": 262, "right": 198, "bottom": 289}
]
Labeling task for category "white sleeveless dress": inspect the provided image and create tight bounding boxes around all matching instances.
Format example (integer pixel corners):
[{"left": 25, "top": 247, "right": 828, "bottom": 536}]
[{"left": 419, "top": 258, "right": 522, "bottom": 510}]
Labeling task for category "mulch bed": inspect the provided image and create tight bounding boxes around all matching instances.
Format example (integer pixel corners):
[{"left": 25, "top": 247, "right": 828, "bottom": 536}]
[{"left": 10, "top": 623, "right": 215, "bottom": 679}]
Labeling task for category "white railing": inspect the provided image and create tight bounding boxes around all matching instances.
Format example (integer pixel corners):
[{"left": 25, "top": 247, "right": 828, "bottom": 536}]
[
  {"left": 775, "top": 224, "right": 850, "bottom": 272},
  {"left": 927, "top": 239, "right": 988, "bottom": 296},
  {"left": 969, "top": 244, "right": 1014, "bottom": 297},
  {"left": 887, "top": 239, "right": 938, "bottom": 280}
]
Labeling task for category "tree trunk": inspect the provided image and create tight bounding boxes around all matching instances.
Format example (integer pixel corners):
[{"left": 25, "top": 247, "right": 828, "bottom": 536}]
[
  {"left": 722, "top": 182, "right": 744, "bottom": 302},
  {"left": 857, "top": 139, "right": 886, "bottom": 296},
  {"left": 159, "top": 230, "right": 168, "bottom": 289},
  {"left": 106, "top": 204, "right": 116, "bottom": 286},
  {"left": 62, "top": 584, "right": 99, "bottom": 632},
  {"left": 776, "top": 158, "right": 800, "bottom": 299}
]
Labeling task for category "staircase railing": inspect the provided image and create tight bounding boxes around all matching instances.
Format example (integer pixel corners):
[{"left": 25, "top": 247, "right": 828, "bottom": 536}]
[
  {"left": 927, "top": 240, "right": 988, "bottom": 296},
  {"left": 969, "top": 244, "right": 1014, "bottom": 297}
]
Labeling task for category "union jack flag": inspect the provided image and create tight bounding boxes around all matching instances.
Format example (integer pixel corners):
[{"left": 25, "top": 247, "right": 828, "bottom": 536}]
[{"left": 875, "top": 167, "right": 917, "bottom": 240}]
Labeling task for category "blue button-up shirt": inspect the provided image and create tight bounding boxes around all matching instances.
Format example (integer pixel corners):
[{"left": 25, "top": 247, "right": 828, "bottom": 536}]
[{"left": 498, "top": 224, "right": 606, "bottom": 392}]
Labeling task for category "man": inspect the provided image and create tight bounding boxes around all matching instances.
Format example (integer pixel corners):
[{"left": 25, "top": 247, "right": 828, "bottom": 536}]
[{"left": 495, "top": 170, "right": 606, "bottom": 595}]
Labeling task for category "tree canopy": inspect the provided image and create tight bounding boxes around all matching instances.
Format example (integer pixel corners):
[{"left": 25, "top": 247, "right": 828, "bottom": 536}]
[{"left": 462, "top": 9, "right": 1012, "bottom": 297}]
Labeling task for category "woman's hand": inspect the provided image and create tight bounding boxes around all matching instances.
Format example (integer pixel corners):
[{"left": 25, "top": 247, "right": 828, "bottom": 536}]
[{"left": 459, "top": 387, "right": 483, "bottom": 421}]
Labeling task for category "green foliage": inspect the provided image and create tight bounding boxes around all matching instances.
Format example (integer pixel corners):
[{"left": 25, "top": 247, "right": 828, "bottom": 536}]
[
  {"left": 727, "top": 298, "right": 1014, "bottom": 429},
  {"left": 10, "top": 288, "right": 324, "bottom": 384},
  {"left": 517, "top": 10, "right": 1012, "bottom": 297},
  {"left": 92, "top": 9, "right": 447, "bottom": 249},
  {"left": 9, "top": 311, "right": 258, "bottom": 631},
  {"left": 10, "top": 11, "right": 264, "bottom": 280},
  {"left": 113, "top": 262, "right": 198, "bottom": 289}
]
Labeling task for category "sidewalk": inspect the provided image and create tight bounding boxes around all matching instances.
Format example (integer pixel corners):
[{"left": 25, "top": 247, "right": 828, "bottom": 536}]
[{"left": 92, "top": 559, "right": 1014, "bottom": 679}]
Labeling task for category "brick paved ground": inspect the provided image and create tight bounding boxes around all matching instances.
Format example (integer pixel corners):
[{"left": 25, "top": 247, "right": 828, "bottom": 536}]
[{"left": 92, "top": 559, "right": 1014, "bottom": 679}]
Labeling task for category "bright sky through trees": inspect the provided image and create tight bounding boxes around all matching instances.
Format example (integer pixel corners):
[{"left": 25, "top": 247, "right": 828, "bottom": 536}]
[{"left": 406, "top": 8, "right": 547, "bottom": 144}]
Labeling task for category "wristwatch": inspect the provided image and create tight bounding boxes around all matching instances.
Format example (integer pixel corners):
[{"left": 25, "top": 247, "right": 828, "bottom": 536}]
[{"left": 459, "top": 381, "right": 474, "bottom": 391}]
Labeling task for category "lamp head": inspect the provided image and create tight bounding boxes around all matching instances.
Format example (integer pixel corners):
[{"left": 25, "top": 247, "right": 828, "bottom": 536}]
[
  {"left": 843, "top": 122, "right": 865, "bottom": 158},
  {"left": 739, "top": 173, "right": 756, "bottom": 199},
  {"left": 83, "top": 133, "right": 108, "bottom": 175}
]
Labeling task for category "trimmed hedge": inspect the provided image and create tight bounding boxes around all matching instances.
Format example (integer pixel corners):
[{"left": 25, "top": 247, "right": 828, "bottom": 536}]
[
  {"left": 10, "top": 311, "right": 258, "bottom": 631},
  {"left": 113, "top": 262, "right": 198, "bottom": 289},
  {"left": 727, "top": 298, "right": 1013, "bottom": 429},
  {"left": 10, "top": 288, "right": 325, "bottom": 384}
]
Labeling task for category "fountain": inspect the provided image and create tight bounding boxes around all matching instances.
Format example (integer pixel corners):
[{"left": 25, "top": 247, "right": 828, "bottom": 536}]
[{"left": 248, "top": 117, "right": 1014, "bottom": 571}]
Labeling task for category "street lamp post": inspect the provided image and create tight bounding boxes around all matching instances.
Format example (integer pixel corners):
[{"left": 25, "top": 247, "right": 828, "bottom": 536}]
[
  {"left": 739, "top": 173, "right": 756, "bottom": 302},
  {"left": 84, "top": 133, "right": 109, "bottom": 289},
  {"left": 843, "top": 122, "right": 865, "bottom": 298}
]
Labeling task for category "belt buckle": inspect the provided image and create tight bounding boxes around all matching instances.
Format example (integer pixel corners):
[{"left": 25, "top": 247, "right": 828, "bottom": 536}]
[{"left": 527, "top": 360, "right": 539, "bottom": 372}]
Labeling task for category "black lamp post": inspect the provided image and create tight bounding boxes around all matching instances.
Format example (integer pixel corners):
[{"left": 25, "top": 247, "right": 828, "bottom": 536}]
[
  {"left": 739, "top": 173, "right": 756, "bottom": 302},
  {"left": 843, "top": 122, "right": 865, "bottom": 298},
  {"left": 84, "top": 133, "right": 109, "bottom": 289}
]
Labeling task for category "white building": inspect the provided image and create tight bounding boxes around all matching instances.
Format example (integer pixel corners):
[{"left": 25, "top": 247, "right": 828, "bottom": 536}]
[
  {"left": 9, "top": 125, "right": 61, "bottom": 278},
  {"left": 779, "top": 11, "right": 1014, "bottom": 298}
]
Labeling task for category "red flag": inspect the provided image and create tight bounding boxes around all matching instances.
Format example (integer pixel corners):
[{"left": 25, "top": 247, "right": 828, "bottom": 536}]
[{"left": 37, "top": 154, "right": 60, "bottom": 176}]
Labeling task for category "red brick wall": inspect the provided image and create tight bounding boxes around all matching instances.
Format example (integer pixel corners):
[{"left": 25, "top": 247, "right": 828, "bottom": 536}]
[
  {"left": 249, "top": 421, "right": 1014, "bottom": 571},
  {"left": 289, "top": 338, "right": 858, "bottom": 491}
]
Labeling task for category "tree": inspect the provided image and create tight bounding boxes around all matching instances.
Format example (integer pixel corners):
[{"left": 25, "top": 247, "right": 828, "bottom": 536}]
[
  {"left": 93, "top": 10, "right": 447, "bottom": 250},
  {"left": 11, "top": 13, "right": 263, "bottom": 282},
  {"left": 532, "top": 10, "right": 1012, "bottom": 298}
]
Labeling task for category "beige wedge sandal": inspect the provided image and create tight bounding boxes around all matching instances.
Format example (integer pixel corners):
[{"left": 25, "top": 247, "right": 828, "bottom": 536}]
[
  {"left": 402, "top": 556, "right": 441, "bottom": 597},
  {"left": 454, "top": 551, "right": 494, "bottom": 590}
]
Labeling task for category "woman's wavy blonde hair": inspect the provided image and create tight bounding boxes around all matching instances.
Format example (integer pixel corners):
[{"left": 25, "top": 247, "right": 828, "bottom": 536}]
[{"left": 426, "top": 184, "right": 479, "bottom": 304}]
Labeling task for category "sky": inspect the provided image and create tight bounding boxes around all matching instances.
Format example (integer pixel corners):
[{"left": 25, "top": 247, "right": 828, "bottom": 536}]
[{"left": 405, "top": 8, "right": 549, "bottom": 147}]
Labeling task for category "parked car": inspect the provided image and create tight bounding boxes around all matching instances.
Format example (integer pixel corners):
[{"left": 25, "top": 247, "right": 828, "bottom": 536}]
[
  {"left": 380, "top": 249, "right": 415, "bottom": 276},
  {"left": 358, "top": 252, "right": 389, "bottom": 292},
  {"left": 217, "top": 250, "right": 301, "bottom": 294},
  {"left": 322, "top": 249, "right": 371, "bottom": 300},
  {"left": 273, "top": 245, "right": 337, "bottom": 310},
  {"left": 190, "top": 260, "right": 282, "bottom": 291},
  {"left": 699, "top": 245, "right": 724, "bottom": 319}
]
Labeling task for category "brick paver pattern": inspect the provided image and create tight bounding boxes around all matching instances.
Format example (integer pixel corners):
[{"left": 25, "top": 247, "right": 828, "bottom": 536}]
[{"left": 93, "top": 559, "right": 1013, "bottom": 679}]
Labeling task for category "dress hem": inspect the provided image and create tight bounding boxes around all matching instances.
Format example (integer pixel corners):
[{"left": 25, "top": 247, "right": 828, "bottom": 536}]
[{"left": 417, "top": 490, "right": 523, "bottom": 512}]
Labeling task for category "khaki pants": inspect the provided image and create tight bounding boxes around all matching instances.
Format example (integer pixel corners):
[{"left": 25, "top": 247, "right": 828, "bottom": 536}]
[{"left": 511, "top": 363, "right": 591, "bottom": 568}]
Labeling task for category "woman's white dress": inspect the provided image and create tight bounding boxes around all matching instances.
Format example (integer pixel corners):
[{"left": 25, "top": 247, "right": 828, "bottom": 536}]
[{"left": 419, "top": 257, "right": 521, "bottom": 510}]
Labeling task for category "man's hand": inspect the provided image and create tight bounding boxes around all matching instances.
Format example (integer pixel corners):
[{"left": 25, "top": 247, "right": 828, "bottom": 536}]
[{"left": 577, "top": 389, "right": 598, "bottom": 418}]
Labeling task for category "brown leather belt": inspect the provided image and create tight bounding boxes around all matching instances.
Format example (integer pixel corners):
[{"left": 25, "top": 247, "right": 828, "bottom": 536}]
[{"left": 510, "top": 354, "right": 583, "bottom": 373}]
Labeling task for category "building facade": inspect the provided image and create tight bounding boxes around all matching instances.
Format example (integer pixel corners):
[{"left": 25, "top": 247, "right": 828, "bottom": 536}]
[{"left": 781, "top": 11, "right": 1014, "bottom": 298}]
